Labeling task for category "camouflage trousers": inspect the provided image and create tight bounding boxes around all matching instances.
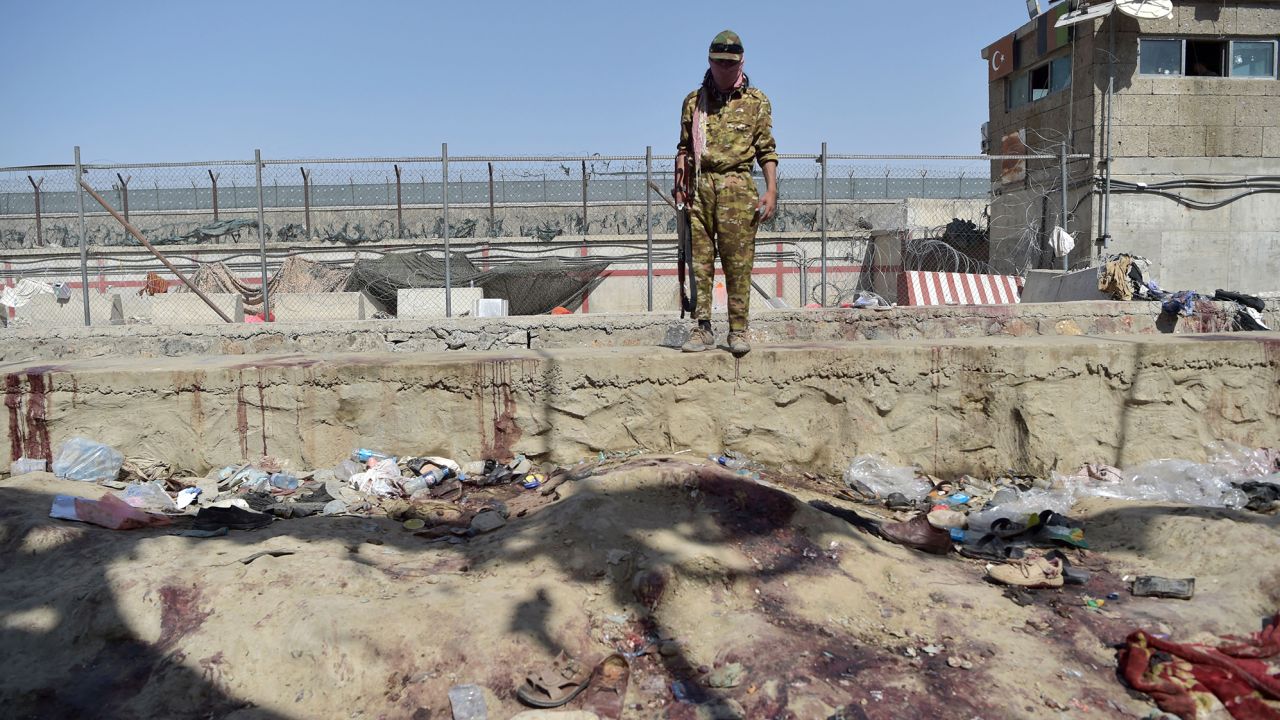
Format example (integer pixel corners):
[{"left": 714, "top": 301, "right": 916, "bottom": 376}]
[{"left": 690, "top": 170, "right": 758, "bottom": 332}]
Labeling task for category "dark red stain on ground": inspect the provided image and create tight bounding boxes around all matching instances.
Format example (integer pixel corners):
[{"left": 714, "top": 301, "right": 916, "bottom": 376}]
[{"left": 157, "top": 584, "right": 212, "bottom": 650}]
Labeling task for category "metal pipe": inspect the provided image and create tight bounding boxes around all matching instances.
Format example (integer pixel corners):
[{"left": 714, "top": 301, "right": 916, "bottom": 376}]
[
  {"left": 394, "top": 164, "right": 404, "bottom": 238},
  {"left": 208, "top": 170, "right": 219, "bottom": 221},
  {"left": 116, "top": 173, "right": 131, "bottom": 222},
  {"left": 1101, "top": 14, "right": 1115, "bottom": 249},
  {"left": 1060, "top": 141, "right": 1069, "bottom": 271},
  {"left": 75, "top": 147, "right": 90, "bottom": 326},
  {"left": 300, "top": 167, "right": 311, "bottom": 237},
  {"left": 581, "top": 160, "right": 588, "bottom": 235},
  {"left": 78, "top": 179, "right": 234, "bottom": 322},
  {"left": 27, "top": 176, "right": 43, "bottom": 246},
  {"left": 645, "top": 146, "right": 653, "bottom": 312},
  {"left": 255, "top": 149, "right": 270, "bottom": 320},
  {"left": 487, "top": 162, "right": 496, "bottom": 236},
  {"left": 819, "top": 142, "right": 828, "bottom": 306},
  {"left": 442, "top": 142, "right": 451, "bottom": 318}
]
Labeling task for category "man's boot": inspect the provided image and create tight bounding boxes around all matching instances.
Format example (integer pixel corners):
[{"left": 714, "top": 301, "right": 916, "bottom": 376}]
[
  {"left": 727, "top": 331, "right": 751, "bottom": 356},
  {"left": 681, "top": 324, "right": 715, "bottom": 353}
]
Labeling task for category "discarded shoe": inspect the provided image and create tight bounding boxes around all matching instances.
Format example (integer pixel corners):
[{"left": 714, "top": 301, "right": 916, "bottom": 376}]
[
  {"left": 986, "top": 555, "right": 1064, "bottom": 589},
  {"left": 581, "top": 653, "right": 631, "bottom": 719},
  {"left": 193, "top": 505, "right": 273, "bottom": 531},
  {"left": 879, "top": 514, "right": 953, "bottom": 555},
  {"left": 517, "top": 651, "right": 593, "bottom": 708},
  {"left": 1131, "top": 575, "right": 1195, "bottom": 600},
  {"left": 727, "top": 331, "right": 751, "bottom": 356},
  {"left": 681, "top": 326, "right": 715, "bottom": 353},
  {"left": 926, "top": 508, "right": 968, "bottom": 530}
]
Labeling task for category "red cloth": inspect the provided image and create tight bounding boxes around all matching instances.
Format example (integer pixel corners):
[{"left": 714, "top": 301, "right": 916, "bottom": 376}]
[{"left": 1119, "top": 614, "right": 1280, "bottom": 720}]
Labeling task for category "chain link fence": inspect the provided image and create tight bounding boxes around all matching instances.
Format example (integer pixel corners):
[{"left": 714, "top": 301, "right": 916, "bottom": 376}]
[{"left": 0, "top": 147, "right": 1084, "bottom": 328}]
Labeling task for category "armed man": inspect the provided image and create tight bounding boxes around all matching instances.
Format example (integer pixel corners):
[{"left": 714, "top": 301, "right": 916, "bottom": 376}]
[{"left": 675, "top": 29, "right": 779, "bottom": 356}]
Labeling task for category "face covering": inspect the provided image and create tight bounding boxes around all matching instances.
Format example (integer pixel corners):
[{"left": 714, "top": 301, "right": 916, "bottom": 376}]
[{"left": 708, "top": 60, "right": 744, "bottom": 93}]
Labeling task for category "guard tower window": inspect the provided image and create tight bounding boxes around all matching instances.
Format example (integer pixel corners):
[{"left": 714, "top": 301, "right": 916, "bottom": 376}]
[
  {"left": 1140, "top": 38, "right": 1276, "bottom": 78},
  {"left": 1186, "top": 40, "right": 1226, "bottom": 76}
]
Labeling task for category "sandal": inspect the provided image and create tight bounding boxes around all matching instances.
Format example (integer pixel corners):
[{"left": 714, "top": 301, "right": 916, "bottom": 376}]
[
  {"left": 581, "top": 653, "right": 630, "bottom": 719},
  {"left": 516, "top": 651, "right": 592, "bottom": 708}
]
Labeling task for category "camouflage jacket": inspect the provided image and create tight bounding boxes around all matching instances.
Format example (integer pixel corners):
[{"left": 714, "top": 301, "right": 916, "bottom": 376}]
[{"left": 677, "top": 86, "right": 779, "bottom": 175}]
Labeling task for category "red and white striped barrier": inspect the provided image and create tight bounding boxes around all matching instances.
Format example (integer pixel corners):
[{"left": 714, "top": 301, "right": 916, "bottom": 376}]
[{"left": 897, "top": 271, "right": 1023, "bottom": 306}]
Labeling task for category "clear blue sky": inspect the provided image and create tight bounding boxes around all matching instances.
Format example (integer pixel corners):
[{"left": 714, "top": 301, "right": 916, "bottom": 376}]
[{"left": 2, "top": 1, "right": 1031, "bottom": 165}]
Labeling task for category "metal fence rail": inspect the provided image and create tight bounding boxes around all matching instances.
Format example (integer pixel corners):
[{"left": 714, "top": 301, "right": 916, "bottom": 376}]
[{"left": 0, "top": 145, "right": 1088, "bottom": 329}]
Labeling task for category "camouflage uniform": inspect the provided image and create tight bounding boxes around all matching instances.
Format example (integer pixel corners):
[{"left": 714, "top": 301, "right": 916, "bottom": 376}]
[{"left": 677, "top": 84, "right": 778, "bottom": 332}]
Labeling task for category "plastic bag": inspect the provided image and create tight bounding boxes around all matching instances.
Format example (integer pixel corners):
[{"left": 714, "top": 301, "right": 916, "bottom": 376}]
[
  {"left": 52, "top": 437, "right": 124, "bottom": 482},
  {"left": 50, "top": 493, "right": 171, "bottom": 530},
  {"left": 967, "top": 479, "right": 1078, "bottom": 534},
  {"left": 122, "top": 481, "right": 176, "bottom": 512},
  {"left": 10, "top": 457, "right": 46, "bottom": 475},
  {"left": 1207, "top": 441, "right": 1280, "bottom": 479},
  {"left": 843, "top": 455, "right": 930, "bottom": 500},
  {"left": 1072, "top": 459, "right": 1247, "bottom": 508},
  {"left": 349, "top": 459, "right": 403, "bottom": 497}
]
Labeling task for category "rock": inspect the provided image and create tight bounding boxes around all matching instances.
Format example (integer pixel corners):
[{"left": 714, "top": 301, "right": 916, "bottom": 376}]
[
  {"left": 470, "top": 510, "right": 507, "bottom": 534},
  {"left": 707, "top": 662, "right": 744, "bottom": 688},
  {"left": 509, "top": 712, "right": 600, "bottom": 720},
  {"left": 322, "top": 499, "right": 348, "bottom": 516}
]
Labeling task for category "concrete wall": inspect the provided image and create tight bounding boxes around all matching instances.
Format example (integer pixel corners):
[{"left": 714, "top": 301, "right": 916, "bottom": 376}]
[
  {"left": 984, "top": 1, "right": 1280, "bottom": 292},
  {"left": 3, "top": 333, "right": 1277, "bottom": 476},
  {"left": 2, "top": 300, "right": 1275, "bottom": 363}
]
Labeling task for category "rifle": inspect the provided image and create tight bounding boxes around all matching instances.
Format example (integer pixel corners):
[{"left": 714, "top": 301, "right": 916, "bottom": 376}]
[{"left": 646, "top": 180, "right": 787, "bottom": 311}]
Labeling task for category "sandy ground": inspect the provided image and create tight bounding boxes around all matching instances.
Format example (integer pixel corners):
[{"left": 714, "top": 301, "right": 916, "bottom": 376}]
[{"left": 2, "top": 457, "right": 1278, "bottom": 719}]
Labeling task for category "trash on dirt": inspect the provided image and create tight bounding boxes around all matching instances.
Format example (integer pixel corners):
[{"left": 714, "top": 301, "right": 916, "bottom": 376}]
[
  {"left": 50, "top": 493, "right": 172, "bottom": 530},
  {"left": 879, "top": 514, "right": 952, "bottom": 555},
  {"left": 985, "top": 554, "right": 1065, "bottom": 589},
  {"left": 9, "top": 457, "right": 46, "bottom": 475},
  {"left": 175, "top": 527, "right": 228, "bottom": 538},
  {"left": 1131, "top": 576, "right": 1195, "bottom": 600},
  {"left": 1119, "top": 611, "right": 1280, "bottom": 717},
  {"left": 121, "top": 481, "right": 177, "bottom": 512},
  {"left": 238, "top": 550, "right": 296, "bottom": 565},
  {"left": 193, "top": 505, "right": 272, "bottom": 531},
  {"left": 174, "top": 487, "right": 201, "bottom": 509},
  {"left": 52, "top": 437, "right": 125, "bottom": 483},
  {"left": 470, "top": 510, "right": 507, "bottom": 534},
  {"left": 448, "top": 683, "right": 489, "bottom": 719},
  {"left": 844, "top": 455, "right": 930, "bottom": 501}
]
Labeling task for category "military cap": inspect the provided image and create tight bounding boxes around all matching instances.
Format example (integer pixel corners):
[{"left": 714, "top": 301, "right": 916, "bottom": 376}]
[{"left": 709, "top": 30, "right": 743, "bottom": 61}]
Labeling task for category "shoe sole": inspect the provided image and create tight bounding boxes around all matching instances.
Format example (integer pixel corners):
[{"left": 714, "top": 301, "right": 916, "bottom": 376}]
[{"left": 681, "top": 345, "right": 711, "bottom": 353}]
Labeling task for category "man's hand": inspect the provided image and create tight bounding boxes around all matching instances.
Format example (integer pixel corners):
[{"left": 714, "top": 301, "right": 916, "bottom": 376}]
[{"left": 756, "top": 190, "right": 777, "bottom": 222}]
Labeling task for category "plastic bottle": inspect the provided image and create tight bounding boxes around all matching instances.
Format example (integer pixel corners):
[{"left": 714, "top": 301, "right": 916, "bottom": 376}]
[
  {"left": 353, "top": 448, "right": 392, "bottom": 463},
  {"left": 710, "top": 455, "right": 749, "bottom": 471},
  {"left": 270, "top": 472, "right": 299, "bottom": 491},
  {"left": 403, "top": 468, "right": 448, "bottom": 495}
]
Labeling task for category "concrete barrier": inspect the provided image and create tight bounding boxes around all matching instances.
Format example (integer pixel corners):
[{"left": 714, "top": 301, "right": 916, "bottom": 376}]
[
  {"left": 270, "top": 293, "right": 366, "bottom": 322},
  {"left": 1022, "top": 268, "right": 1111, "bottom": 303},
  {"left": 15, "top": 293, "right": 119, "bottom": 327},
  {"left": 397, "top": 288, "right": 484, "bottom": 318},
  {"left": 152, "top": 293, "right": 245, "bottom": 324},
  {"left": 111, "top": 293, "right": 155, "bottom": 324}
]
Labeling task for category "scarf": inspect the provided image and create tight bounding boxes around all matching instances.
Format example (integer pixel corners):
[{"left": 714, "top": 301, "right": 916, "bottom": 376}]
[{"left": 692, "top": 62, "right": 745, "bottom": 179}]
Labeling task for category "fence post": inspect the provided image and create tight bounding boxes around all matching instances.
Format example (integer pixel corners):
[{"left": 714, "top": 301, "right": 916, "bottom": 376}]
[
  {"left": 819, "top": 142, "right": 828, "bottom": 307},
  {"left": 300, "top": 167, "right": 311, "bottom": 237},
  {"left": 116, "top": 173, "right": 131, "bottom": 222},
  {"left": 75, "top": 147, "right": 90, "bottom": 326},
  {"left": 645, "top": 145, "right": 653, "bottom": 312},
  {"left": 442, "top": 142, "right": 451, "bottom": 318},
  {"left": 208, "top": 170, "right": 220, "bottom": 221},
  {"left": 394, "top": 164, "right": 404, "bottom": 238},
  {"left": 27, "top": 176, "right": 43, "bottom": 246},
  {"left": 487, "top": 162, "right": 496, "bottom": 237},
  {"left": 1060, "top": 141, "right": 1069, "bottom": 271},
  {"left": 255, "top": 149, "right": 270, "bottom": 320},
  {"left": 581, "top": 160, "right": 588, "bottom": 235}
]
